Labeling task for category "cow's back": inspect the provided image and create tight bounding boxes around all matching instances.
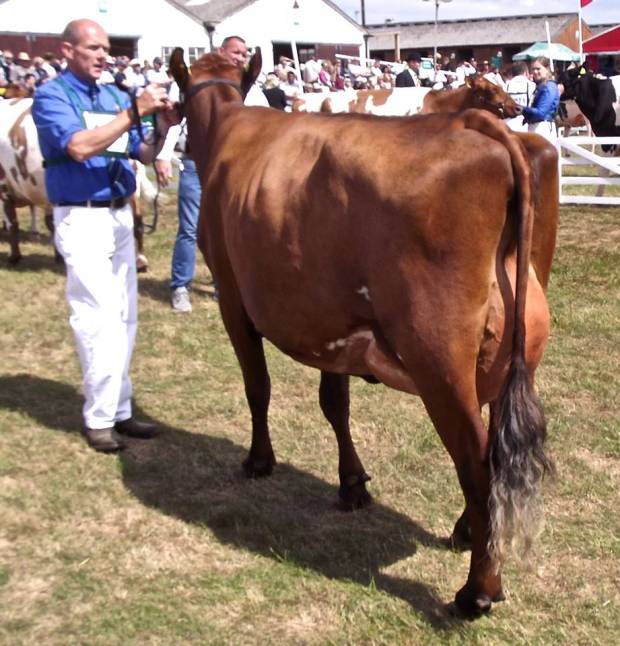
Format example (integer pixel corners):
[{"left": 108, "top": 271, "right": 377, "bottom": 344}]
[
  {"left": 0, "top": 98, "right": 47, "bottom": 207},
  {"left": 203, "top": 110, "right": 517, "bottom": 351}
]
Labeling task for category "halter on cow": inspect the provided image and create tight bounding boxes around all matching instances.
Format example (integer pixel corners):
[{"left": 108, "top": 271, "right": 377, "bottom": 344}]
[{"left": 170, "top": 47, "right": 555, "bottom": 618}]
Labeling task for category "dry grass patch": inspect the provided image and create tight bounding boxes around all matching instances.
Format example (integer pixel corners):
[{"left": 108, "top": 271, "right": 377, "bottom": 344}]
[{"left": 1, "top": 198, "right": 619, "bottom": 644}]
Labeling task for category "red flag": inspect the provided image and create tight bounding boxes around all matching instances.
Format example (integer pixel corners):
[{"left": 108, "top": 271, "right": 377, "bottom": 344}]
[{"left": 580, "top": 0, "right": 593, "bottom": 7}]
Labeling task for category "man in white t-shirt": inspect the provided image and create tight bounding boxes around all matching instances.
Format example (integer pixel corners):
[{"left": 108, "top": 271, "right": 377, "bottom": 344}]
[
  {"left": 504, "top": 61, "right": 536, "bottom": 132},
  {"left": 146, "top": 57, "right": 169, "bottom": 85}
]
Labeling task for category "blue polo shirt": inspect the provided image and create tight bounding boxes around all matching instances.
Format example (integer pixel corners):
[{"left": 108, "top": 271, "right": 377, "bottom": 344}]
[
  {"left": 32, "top": 70, "right": 142, "bottom": 203},
  {"left": 523, "top": 80, "right": 560, "bottom": 125}
]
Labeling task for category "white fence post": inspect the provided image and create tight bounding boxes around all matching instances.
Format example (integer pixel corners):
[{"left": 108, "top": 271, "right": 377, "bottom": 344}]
[{"left": 557, "top": 136, "right": 620, "bottom": 206}]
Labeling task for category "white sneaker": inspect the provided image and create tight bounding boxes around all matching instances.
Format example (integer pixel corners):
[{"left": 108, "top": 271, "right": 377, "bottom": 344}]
[{"left": 171, "top": 286, "right": 192, "bottom": 312}]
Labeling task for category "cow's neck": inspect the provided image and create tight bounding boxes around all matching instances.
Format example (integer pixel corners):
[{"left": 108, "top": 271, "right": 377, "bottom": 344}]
[{"left": 187, "top": 89, "right": 241, "bottom": 174}]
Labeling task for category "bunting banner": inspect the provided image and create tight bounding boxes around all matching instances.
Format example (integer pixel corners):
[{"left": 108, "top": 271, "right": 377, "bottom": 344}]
[{"left": 580, "top": 0, "right": 593, "bottom": 7}]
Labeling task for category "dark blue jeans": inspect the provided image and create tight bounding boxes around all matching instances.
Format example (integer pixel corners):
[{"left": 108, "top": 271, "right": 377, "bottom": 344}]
[{"left": 170, "top": 158, "right": 202, "bottom": 290}]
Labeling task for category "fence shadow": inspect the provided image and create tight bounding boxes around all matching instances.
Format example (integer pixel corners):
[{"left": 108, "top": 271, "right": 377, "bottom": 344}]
[{"left": 0, "top": 373, "right": 463, "bottom": 631}]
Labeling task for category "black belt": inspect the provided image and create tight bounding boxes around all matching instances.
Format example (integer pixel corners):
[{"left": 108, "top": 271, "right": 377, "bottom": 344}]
[{"left": 56, "top": 197, "right": 128, "bottom": 209}]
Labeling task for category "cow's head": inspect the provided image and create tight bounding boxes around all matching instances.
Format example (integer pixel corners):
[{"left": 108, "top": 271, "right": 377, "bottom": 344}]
[
  {"left": 169, "top": 46, "right": 262, "bottom": 104},
  {"left": 465, "top": 75, "right": 522, "bottom": 118},
  {"left": 557, "top": 62, "right": 589, "bottom": 101}
]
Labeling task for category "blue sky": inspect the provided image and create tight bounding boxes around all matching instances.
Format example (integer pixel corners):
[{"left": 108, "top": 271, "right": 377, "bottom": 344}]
[{"left": 332, "top": 0, "right": 619, "bottom": 26}]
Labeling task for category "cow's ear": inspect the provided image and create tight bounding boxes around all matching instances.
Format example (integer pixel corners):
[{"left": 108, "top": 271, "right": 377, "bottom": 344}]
[
  {"left": 241, "top": 46, "right": 262, "bottom": 97},
  {"left": 579, "top": 65, "right": 588, "bottom": 76},
  {"left": 169, "top": 48, "right": 190, "bottom": 92}
]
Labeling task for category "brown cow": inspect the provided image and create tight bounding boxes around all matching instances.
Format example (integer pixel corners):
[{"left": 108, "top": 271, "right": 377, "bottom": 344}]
[
  {"left": 170, "top": 49, "right": 556, "bottom": 617},
  {"left": 421, "top": 75, "right": 522, "bottom": 119}
]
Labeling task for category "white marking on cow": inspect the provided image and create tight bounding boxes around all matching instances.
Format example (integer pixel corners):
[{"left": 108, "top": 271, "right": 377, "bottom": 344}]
[
  {"left": 356, "top": 286, "right": 371, "bottom": 302},
  {"left": 326, "top": 338, "right": 347, "bottom": 351}
]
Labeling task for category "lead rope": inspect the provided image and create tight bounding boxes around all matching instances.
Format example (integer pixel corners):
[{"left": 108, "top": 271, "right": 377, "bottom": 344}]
[{"left": 116, "top": 79, "right": 162, "bottom": 232}]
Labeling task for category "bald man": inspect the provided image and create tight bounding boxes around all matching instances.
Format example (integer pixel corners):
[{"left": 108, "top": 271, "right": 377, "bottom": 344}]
[{"left": 32, "top": 19, "right": 180, "bottom": 452}]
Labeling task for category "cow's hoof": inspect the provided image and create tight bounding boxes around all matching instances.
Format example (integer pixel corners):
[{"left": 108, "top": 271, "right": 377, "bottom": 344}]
[
  {"left": 454, "top": 586, "right": 494, "bottom": 619},
  {"left": 242, "top": 454, "right": 275, "bottom": 478},
  {"left": 338, "top": 472, "right": 372, "bottom": 510},
  {"left": 450, "top": 512, "right": 472, "bottom": 551}
]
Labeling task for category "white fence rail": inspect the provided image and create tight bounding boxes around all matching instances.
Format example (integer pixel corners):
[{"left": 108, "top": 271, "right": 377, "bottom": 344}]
[{"left": 557, "top": 136, "right": 620, "bottom": 205}]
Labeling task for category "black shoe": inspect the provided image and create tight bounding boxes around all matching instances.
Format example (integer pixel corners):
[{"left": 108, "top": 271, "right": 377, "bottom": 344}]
[
  {"left": 115, "top": 418, "right": 158, "bottom": 439},
  {"left": 82, "top": 427, "right": 126, "bottom": 453}
]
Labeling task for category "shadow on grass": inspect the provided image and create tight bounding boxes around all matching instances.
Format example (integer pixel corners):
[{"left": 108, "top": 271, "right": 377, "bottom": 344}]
[
  {"left": 138, "top": 275, "right": 218, "bottom": 304},
  {"left": 0, "top": 373, "right": 463, "bottom": 631},
  {"left": 0, "top": 252, "right": 64, "bottom": 274}
]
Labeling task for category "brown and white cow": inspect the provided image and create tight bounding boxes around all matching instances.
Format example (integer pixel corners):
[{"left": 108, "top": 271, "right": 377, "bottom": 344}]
[
  {"left": 0, "top": 97, "right": 52, "bottom": 264},
  {"left": 0, "top": 97, "right": 155, "bottom": 268},
  {"left": 170, "top": 49, "right": 557, "bottom": 617},
  {"left": 292, "top": 87, "right": 431, "bottom": 116},
  {"left": 292, "top": 76, "right": 522, "bottom": 121}
]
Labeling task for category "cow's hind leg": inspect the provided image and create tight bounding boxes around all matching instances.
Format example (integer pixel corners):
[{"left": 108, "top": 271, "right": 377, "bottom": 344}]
[
  {"left": 4, "top": 200, "right": 21, "bottom": 264},
  {"left": 319, "top": 372, "right": 371, "bottom": 510},
  {"left": 388, "top": 320, "right": 503, "bottom": 617}
]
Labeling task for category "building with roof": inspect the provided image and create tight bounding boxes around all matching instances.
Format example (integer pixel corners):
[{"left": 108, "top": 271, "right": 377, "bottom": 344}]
[
  {"left": 0, "top": 0, "right": 366, "bottom": 73},
  {"left": 367, "top": 12, "right": 593, "bottom": 67}
]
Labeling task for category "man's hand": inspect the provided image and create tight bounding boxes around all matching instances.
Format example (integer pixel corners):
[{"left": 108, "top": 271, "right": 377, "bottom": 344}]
[
  {"left": 154, "top": 159, "right": 173, "bottom": 187},
  {"left": 136, "top": 83, "right": 170, "bottom": 117}
]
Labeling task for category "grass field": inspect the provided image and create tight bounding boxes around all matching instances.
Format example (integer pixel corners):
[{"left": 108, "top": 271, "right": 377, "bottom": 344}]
[{"left": 0, "top": 191, "right": 618, "bottom": 645}]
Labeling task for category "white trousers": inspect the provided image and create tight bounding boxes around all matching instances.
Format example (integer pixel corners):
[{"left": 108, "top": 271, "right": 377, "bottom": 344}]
[
  {"left": 528, "top": 121, "right": 558, "bottom": 143},
  {"left": 53, "top": 204, "right": 137, "bottom": 430}
]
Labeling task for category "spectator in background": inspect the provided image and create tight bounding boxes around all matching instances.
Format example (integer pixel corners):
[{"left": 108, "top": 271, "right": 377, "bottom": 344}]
[
  {"left": 480, "top": 60, "right": 505, "bottom": 89},
  {"left": 10, "top": 52, "right": 35, "bottom": 87},
  {"left": 455, "top": 58, "right": 476, "bottom": 86},
  {"left": 99, "top": 55, "right": 116, "bottom": 84},
  {"left": 32, "top": 57, "right": 50, "bottom": 86},
  {"left": 114, "top": 57, "right": 130, "bottom": 89},
  {"left": 503, "top": 62, "right": 535, "bottom": 133},
  {"left": 318, "top": 61, "right": 333, "bottom": 90},
  {"left": 40, "top": 53, "right": 58, "bottom": 79},
  {"left": 262, "top": 72, "right": 287, "bottom": 110},
  {"left": 275, "top": 55, "right": 294, "bottom": 81},
  {"left": 146, "top": 57, "right": 169, "bottom": 84},
  {"left": 0, "top": 63, "right": 6, "bottom": 88},
  {"left": 129, "top": 58, "right": 145, "bottom": 88},
  {"left": 522, "top": 56, "right": 560, "bottom": 142},
  {"left": 281, "top": 69, "right": 302, "bottom": 103},
  {"left": 302, "top": 54, "right": 321, "bottom": 87},
  {"left": 395, "top": 53, "right": 428, "bottom": 88},
  {"left": 1, "top": 50, "right": 14, "bottom": 82},
  {"left": 369, "top": 57, "right": 383, "bottom": 81},
  {"left": 154, "top": 34, "right": 265, "bottom": 314}
]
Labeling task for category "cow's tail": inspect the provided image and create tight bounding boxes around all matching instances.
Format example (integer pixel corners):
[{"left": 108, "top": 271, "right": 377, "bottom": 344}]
[{"left": 461, "top": 110, "right": 555, "bottom": 567}]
